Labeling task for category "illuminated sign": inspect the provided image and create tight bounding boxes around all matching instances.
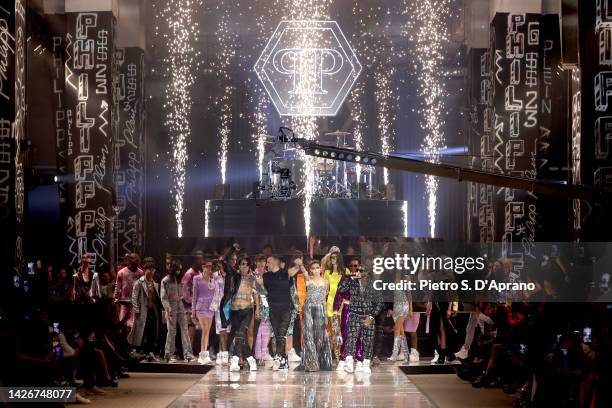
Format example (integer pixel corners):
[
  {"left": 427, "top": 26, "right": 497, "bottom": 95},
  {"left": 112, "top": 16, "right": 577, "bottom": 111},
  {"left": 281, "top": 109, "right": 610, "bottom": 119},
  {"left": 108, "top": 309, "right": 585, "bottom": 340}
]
[{"left": 255, "top": 20, "right": 362, "bottom": 116}]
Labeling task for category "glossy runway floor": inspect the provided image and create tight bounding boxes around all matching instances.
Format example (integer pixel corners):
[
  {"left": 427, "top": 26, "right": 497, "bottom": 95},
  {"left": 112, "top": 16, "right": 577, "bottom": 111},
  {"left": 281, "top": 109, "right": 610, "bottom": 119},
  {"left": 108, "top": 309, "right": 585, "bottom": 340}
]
[{"left": 168, "top": 362, "right": 434, "bottom": 408}]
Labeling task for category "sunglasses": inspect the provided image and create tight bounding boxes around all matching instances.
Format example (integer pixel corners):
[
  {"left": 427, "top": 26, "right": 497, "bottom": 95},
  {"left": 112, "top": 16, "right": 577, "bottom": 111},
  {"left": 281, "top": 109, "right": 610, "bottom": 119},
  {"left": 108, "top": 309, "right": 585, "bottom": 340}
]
[{"left": 349, "top": 264, "right": 359, "bottom": 267}]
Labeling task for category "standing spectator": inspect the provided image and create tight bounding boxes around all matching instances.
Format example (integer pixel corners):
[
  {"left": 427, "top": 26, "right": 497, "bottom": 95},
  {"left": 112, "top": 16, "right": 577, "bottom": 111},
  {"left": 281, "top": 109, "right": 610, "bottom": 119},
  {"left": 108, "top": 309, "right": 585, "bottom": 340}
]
[
  {"left": 113, "top": 253, "right": 143, "bottom": 334},
  {"left": 128, "top": 257, "right": 162, "bottom": 361},
  {"left": 182, "top": 251, "right": 204, "bottom": 352},
  {"left": 161, "top": 258, "right": 194, "bottom": 362}
]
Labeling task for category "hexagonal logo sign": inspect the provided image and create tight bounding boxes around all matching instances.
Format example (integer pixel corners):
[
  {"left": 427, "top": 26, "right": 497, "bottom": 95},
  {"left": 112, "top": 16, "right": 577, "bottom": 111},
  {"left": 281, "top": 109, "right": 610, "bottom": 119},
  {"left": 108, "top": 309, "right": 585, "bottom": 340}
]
[{"left": 254, "top": 20, "right": 362, "bottom": 117}]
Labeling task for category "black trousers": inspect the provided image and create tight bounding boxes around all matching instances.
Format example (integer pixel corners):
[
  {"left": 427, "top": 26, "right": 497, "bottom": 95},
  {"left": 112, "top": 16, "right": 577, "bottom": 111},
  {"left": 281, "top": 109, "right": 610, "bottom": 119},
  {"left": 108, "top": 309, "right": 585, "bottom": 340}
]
[
  {"left": 251, "top": 315, "right": 261, "bottom": 355},
  {"left": 228, "top": 308, "right": 253, "bottom": 358},
  {"left": 269, "top": 305, "right": 291, "bottom": 360},
  {"left": 429, "top": 302, "right": 457, "bottom": 353},
  {"left": 143, "top": 307, "right": 160, "bottom": 354}
]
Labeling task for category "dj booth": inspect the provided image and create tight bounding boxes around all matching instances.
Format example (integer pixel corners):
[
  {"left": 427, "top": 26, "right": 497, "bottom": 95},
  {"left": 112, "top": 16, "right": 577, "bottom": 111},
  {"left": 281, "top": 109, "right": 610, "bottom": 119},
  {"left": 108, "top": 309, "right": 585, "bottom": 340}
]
[{"left": 203, "top": 198, "right": 408, "bottom": 237}]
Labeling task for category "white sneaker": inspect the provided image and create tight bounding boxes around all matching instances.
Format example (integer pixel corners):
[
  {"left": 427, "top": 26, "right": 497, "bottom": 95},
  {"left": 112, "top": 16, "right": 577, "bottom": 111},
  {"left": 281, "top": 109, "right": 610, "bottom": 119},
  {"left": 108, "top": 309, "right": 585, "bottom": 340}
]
[
  {"left": 345, "top": 356, "right": 354, "bottom": 373},
  {"left": 336, "top": 360, "right": 345, "bottom": 372},
  {"left": 247, "top": 356, "right": 257, "bottom": 371},
  {"left": 216, "top": 352, "right": 224, "bottom": 365},
  {"left": 355, "top": 361, "right": 363, "bottom": 373},
  {"left": 430, "top": 350, "right": 439, "bottom": 364},
  {"left": 222, "top": 351, "right": 229, "bottom": 365},
  {"left": 409, "top": 349, "right": 420, "bottom": 363},
  {"left": 200, "top": 351, "right": 213, "bottom": 365},
  {"left": 229, "top": 356, "right": 241, "bottom": 372},
  {"left": 362, "top": 359, "right": 372, "bottom": 374},
  {"left": 198, "top": 351, "right": 207, "bottom": 364},
  {"left": 278, "top": 357, "right": 289, "bottom": 371},
  {"left": 169, "top": 355, "right": 179, "bottom": 363},
  {"left": 287, "top": 348, "right": 301, "bottom": 362},
  {"left": 454, "top": 346, "right": 469, "bottom": 360},
  {"left": 272, "top": 355, "right": 280, "bottom": 371}
]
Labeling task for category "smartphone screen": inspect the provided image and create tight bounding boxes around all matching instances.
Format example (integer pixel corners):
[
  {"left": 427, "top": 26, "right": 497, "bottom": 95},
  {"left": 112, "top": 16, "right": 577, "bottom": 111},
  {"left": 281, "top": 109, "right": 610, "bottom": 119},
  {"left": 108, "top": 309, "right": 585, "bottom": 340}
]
[
  {"left": 53, "top": 322, "right": 60, "bottom": 333},
  {"left": 583, "top": 327, "right": 592, "bottom": 343},
  {"left": 54, "top": 343, "right": 62, "bottom": 361}
]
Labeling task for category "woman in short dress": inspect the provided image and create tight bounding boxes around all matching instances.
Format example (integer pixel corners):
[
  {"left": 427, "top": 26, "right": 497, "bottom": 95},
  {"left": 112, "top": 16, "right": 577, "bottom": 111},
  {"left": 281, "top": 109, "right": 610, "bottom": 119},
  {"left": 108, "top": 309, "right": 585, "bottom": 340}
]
[{"left": 192, "top": 258, "right": 220, "bottom": 365}]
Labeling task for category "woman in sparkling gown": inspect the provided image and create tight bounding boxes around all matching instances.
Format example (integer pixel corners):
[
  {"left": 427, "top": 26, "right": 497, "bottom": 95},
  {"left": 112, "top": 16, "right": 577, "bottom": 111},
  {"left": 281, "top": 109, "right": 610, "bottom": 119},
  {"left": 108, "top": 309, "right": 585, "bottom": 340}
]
[{"left": 301, "top": 259, "right": 333, "bottom": 371}]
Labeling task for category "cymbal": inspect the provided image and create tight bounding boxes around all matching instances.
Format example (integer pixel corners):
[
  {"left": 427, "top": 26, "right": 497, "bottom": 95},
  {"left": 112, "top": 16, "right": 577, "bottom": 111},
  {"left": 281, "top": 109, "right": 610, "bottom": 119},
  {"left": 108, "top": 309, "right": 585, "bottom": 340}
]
[
  {"left": 256, "top": 134, "right": 277, "bottom": 140},
  {"left": 347, "top": 165, "right": 376, "bottom": 175},
  {"left": 323, "top": 130, "right": 352, "bottom": 137}
]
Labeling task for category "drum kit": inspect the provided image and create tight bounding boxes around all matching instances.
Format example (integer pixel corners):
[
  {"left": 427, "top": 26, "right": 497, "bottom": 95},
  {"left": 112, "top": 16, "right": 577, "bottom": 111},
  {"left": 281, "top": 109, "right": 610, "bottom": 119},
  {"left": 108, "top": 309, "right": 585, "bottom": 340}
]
[{"left": 257, "top": 131, "right": 381, "bottom": 200}]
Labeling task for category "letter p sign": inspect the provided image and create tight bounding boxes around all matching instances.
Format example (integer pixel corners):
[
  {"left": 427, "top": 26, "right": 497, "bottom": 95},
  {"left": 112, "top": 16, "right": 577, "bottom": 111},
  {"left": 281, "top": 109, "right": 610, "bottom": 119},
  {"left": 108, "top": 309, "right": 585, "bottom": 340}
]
[{"left": 255, "top": 21, "right": 362, "bottom": 116}]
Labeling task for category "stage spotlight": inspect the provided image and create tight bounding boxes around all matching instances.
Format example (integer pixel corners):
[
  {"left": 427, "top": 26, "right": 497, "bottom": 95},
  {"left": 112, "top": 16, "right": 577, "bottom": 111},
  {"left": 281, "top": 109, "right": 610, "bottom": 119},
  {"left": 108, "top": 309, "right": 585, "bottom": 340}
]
[
  {"left": 323, "top": 151, "right": 329, "bottom": 157},
  {"left": 347, "top": 154, "right": 353, "bottom": 161},
  {"left": 53, "top": 176, "right": 58, "bottom": 183},
  {"left": 338, "top": 153, "right": 345, "bottom": 159},
  {"left": 330, "top": 152, "right": 336, "bottom": 158},
  {"left": 362, "top": 157, "right": 369, "bottom": 163},
  {"left": 355, "top": 155, "right": 361, "bottom": 162},
  {"left": 314, "top": 149, "right": 321, "bottom": 155},
  {"left": 371, "top": 158, "right": 377, "bottom": 165}
]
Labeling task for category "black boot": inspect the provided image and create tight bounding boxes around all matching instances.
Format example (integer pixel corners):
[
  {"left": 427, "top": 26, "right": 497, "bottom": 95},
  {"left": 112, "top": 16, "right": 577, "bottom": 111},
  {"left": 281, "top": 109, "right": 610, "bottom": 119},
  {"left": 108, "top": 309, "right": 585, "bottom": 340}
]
[
  {"left": 445, "top": 349, "right": 456, "bottom": 362},
  {"left": 435, "top": 349, "right": 447, "bottom": 365}
]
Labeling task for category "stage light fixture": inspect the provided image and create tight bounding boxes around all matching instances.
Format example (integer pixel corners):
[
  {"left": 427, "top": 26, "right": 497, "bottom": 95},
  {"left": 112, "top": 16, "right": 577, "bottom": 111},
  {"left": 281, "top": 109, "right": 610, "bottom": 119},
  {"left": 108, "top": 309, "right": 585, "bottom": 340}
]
[
  {"left": 323, "top": 151, "right": 329, "bottom": 157},
  {"left": 314, "top": 149, "right": 321, "bottom": 155},
  {"left": 355, "top": 155, "right": 361, "bottom": 162},
  {"left": 371, "top": 158, "right": 377, "bottom": 165},
  {"left": 338, "top": 153, "right": 345, "bottom": 159},
  {"left": 347, "top": 154, "right": 353, "bottom": 161},
  {"left": 330, "top": 152, "right": 336, "bottom": 158},
  {"left": 362, "top": 157, "right": 369, "bottom": 163}
]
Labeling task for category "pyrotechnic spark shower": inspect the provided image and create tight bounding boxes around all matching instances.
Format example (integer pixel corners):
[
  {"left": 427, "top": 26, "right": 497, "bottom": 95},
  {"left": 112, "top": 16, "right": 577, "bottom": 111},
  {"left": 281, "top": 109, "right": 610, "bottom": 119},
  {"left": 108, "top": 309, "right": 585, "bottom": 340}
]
[
  {"left": 215, "top": 3, "right": 238, "bottom": 185},
  {"left": 350, "top": 2, "right": 397, "bottom": 188},
  {"left": 403, "top": 0, "right": 450, "bottom": 238},
  {"left": 156, "top": 0, "right": 201, "bottom": 237},
  {"left": 284, "top": 1, "right": 332, "bottom": 238},
  {"left": 247, "top": 0, "right": 279, "bottom": 182},
  {"left": 375, "top": 69, "right": 395, "bottom": 185}
]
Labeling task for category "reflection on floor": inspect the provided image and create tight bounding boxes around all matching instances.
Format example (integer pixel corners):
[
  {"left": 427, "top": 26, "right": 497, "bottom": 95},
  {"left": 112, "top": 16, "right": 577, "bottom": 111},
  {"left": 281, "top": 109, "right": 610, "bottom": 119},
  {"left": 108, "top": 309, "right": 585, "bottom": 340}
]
[{"left": 168, "top": 362, "right": 434, "bottom": 408}]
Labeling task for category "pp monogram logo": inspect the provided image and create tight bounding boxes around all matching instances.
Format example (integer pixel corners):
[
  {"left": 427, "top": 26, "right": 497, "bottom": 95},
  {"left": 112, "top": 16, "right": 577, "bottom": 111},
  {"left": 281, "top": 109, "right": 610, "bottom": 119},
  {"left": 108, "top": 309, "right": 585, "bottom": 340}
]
[{"left": 255, "top": 21, "right": 362, "bottom": 116}]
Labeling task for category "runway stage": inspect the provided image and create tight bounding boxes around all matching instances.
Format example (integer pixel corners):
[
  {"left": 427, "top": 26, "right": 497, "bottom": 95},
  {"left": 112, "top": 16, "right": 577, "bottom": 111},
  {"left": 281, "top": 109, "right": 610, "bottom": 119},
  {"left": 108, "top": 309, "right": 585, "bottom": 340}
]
[{"left": 168, "top": 362, "right": 435, "bottom": 408}]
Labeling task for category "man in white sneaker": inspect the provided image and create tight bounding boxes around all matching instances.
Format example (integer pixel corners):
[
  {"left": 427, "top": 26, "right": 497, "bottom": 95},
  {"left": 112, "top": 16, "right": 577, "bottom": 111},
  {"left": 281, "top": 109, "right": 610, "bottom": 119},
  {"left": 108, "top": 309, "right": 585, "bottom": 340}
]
[
  {"left": 336, "top": 267, "right": 383, "bottom": 374},
  {"left": 161, "top": 257, "right": 195, "bottom": 362}
]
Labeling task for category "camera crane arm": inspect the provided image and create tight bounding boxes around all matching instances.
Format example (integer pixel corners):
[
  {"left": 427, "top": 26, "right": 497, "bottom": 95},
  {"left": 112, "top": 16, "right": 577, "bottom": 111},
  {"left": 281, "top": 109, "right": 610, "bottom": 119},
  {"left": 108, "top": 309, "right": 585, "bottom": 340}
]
[{"left": 288, "top": 137, "right": 601, "bottom": 202}]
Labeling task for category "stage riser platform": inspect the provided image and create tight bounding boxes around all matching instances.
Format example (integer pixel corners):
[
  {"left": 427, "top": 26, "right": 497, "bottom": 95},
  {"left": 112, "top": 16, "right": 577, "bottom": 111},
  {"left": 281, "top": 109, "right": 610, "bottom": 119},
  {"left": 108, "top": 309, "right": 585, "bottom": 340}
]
[{"left": 204, "top": 198, "right": 407, "bottom": 236}]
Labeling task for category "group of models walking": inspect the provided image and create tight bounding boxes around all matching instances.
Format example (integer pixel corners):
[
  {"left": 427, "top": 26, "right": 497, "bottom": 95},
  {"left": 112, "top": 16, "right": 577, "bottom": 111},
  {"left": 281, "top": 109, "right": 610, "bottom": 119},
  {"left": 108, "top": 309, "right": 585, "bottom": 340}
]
[
  {"left": 80, "top": 246, "right": 466, "bottom": 374},
  {"left": 157, "top": 244, "right": 391, "bottom": 373}
]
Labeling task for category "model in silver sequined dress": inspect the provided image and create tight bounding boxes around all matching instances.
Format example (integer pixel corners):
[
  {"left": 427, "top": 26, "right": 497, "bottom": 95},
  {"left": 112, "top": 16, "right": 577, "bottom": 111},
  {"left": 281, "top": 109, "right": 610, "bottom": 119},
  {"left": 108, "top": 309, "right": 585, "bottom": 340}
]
[{"left": 302, "top": 281, "right": 333, "bottom": 371}]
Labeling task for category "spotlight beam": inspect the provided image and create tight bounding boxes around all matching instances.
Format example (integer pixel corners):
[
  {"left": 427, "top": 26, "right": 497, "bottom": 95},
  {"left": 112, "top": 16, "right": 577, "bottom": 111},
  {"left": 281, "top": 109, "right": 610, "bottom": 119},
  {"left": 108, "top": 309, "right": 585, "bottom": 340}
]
[{"left": 291, "top": 140, "right": 600, "bottom": 201}]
